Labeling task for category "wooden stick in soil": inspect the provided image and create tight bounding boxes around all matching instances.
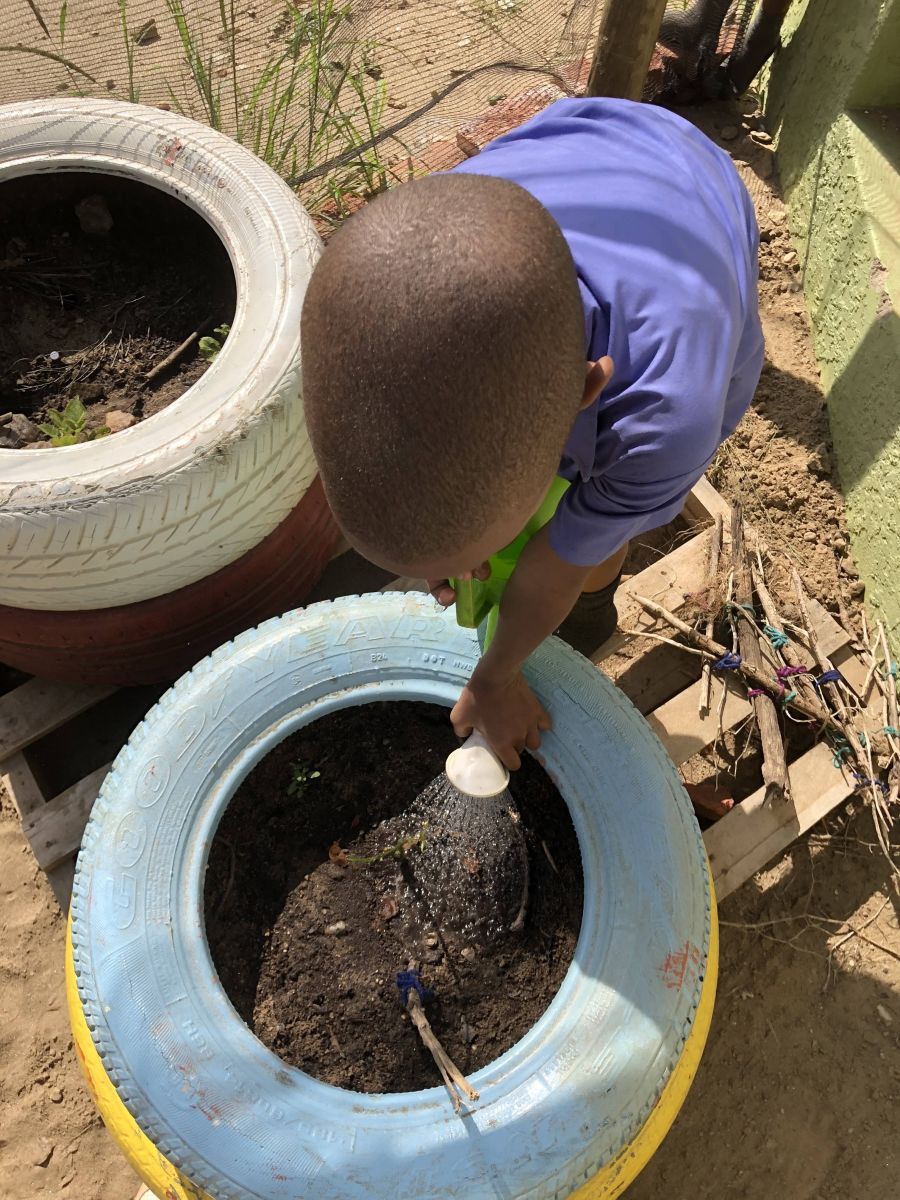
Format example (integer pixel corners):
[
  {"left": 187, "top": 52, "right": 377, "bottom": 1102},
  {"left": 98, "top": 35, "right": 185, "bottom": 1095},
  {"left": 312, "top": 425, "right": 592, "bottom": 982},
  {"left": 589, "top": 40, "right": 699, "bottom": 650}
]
[
  {"left": 405, "top": 989, "right": 479, "bottom": 1112},
  {"left": 699, "top": 513, "right": 724, "bottom": 716},
  {"left": 791, "top": 569, "right": 854, "bottom": 717},
  {"left": 731, "top": 505, "right": 790, "bottom": 804},
  {"left": 585, "top": 0, "right": 668, "bottom": 99},
  {"left": 877, "top": 621, "right": 899, "bottom": 737},
  {"left": 630, "top": 593, "right": 845, "bottom": 735},
  {"left": 143, "top": 313, "right": 217, "bottom": 386},
  {"left": 750, "top": 559, "right": 823, "bottom": 716}
]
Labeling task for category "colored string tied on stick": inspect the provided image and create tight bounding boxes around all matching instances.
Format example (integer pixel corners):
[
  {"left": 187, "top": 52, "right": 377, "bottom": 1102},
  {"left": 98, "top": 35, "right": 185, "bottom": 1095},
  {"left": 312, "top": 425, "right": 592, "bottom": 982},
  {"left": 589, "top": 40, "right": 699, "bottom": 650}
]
[
  {"left": 852, "top": 771, "right": 888, "bottom": 795},
  {"left": 396, "top": 969, "right": 429, "bottom": 1005},
  {"left": 830, "top": 736, "right": 852, "bottom": 768},
  {"left": 763, "top": 623, "right": 789, "bottom": 650},
  {"left": 712, "top": 651, "right": 742, "bottom": 671},
  {"left": 776, "top": 665, "right": 809, "bottom": 680},
  {"left": 884, "top": 726, "right": 900, "bottom": 737},
  {"left": 814, "top": 669, "right": 843, "bottom": 689},
  {"left": 781, "top": 689, "right": 798, "bottom": 706},
  {"left": 747, "top": 688, "right": 766, "bottom": 698}
]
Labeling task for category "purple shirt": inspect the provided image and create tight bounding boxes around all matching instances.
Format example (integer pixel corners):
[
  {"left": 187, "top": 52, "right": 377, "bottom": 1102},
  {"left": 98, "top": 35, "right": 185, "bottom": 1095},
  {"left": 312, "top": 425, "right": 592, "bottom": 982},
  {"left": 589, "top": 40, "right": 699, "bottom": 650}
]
[{"left": 453, "top": 98, "right": 763, "bottom": 566}]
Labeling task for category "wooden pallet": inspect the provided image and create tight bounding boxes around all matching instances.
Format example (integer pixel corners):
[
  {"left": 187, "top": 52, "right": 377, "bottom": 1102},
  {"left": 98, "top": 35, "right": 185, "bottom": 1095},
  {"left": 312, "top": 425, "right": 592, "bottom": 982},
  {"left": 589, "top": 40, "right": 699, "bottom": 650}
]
[{"left": 0, "top": 475, "right": 873, "bottom": 909}]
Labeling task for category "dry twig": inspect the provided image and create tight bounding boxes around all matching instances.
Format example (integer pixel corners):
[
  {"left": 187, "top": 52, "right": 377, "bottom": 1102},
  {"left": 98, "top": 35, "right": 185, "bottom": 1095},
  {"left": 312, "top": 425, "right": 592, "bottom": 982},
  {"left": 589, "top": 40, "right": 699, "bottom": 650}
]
[
  {"left": 406, "top": 989, "right": 478, "bottom": 1112},
  {"left": 699, "top": 513, "right": 724, "bottom": 715},
  {"left": 732, "top": 505, "right": 789, "bottom": 803}
]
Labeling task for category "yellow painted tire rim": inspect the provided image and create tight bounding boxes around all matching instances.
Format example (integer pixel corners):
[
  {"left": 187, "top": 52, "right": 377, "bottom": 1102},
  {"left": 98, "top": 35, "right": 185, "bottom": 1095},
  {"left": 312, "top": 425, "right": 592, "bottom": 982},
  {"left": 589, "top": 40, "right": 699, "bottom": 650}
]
[{"left": 66, "top": 875, "right": 717, "bottom": 1200}]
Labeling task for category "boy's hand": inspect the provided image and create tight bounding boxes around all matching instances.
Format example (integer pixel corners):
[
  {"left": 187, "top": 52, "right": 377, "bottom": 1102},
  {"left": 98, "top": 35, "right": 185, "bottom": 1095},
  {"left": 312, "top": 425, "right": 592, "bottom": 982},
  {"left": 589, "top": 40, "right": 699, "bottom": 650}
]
[
  {"left": 427, "top": 562, "right": 490, "bottom": 608},
  {"left": 451, "top": 666, "right": 551, "bottom": 771}
]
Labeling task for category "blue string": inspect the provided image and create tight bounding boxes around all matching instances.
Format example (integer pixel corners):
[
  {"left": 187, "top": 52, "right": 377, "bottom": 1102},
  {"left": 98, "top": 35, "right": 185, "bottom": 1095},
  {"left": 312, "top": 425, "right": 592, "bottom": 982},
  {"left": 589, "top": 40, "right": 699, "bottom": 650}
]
[
  {"left": 858, "top": 732, "right": 868, "bottom": 748},
  {"left": 781, "top": 689, "right": 797, "bottom": 706},
  {"left": 815, "top": 669, "right": 843, "bottom": 688},
  {"left": 852, "top": 773, "right": 888, "bottom": 794},
  {"left": 396, "top": 969, "right": 429, "bottom": 1005},
  {"left": 763, "top": 624, "right": 789, "bottom": 650},
  {"left": 713, "top": 651, "right": 742, "bottom": 671},
  {"left": 885, "top": 726, "right": 899, "bottom": 737},
  {"left": 831, "top": 737, "right": 851, "bottom": 768},
  {"left": 890, "top": 662, "right": 898, "bottom": 679}
]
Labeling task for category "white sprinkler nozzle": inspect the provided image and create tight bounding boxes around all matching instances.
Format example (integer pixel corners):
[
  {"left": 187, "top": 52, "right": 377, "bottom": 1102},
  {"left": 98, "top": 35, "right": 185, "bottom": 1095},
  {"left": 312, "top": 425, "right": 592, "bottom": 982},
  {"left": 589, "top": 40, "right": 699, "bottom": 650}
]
[{"left": 445, "top": 730, "right": 510, "bottom": 798}]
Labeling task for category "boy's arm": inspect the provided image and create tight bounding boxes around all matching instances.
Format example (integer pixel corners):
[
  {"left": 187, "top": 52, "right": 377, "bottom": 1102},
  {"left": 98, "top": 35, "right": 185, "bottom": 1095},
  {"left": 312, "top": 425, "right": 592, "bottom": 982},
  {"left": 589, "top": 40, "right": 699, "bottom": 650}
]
[{"left": 450, "top": 525, "right": 594, "bottom": 769}]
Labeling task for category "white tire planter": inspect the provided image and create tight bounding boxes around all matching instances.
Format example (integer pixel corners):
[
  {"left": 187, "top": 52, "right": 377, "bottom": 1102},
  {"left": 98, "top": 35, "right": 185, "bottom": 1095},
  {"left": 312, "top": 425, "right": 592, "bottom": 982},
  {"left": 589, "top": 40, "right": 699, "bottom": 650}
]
[
  {"left": 71, "top": 593, "right": 715, "bottom": 1200},
  {"left": 0, "top": 99, "right": 321, "bottom": 610}
]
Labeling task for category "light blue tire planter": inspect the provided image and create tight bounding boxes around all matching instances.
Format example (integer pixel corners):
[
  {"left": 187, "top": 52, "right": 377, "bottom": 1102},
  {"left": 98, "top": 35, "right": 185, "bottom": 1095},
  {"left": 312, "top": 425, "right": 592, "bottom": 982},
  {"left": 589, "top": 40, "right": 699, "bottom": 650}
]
[{"left": 70, "top": 592, "right": 713, "bottom": 1200}]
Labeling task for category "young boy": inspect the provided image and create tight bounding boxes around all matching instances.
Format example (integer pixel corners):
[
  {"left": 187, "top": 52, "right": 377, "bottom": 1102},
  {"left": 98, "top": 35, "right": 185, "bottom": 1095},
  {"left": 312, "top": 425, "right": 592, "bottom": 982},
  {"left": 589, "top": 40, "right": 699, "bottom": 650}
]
[{"left": 301, "top": 97, "right": 763, "bottom": 770}]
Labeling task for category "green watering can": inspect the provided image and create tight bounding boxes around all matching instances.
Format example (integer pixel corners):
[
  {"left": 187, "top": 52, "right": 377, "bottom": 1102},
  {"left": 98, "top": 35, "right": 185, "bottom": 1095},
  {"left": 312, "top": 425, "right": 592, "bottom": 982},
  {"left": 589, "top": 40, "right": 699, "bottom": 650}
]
[{"left": 451, "top": 476, "right": 570, "bottom": 648}]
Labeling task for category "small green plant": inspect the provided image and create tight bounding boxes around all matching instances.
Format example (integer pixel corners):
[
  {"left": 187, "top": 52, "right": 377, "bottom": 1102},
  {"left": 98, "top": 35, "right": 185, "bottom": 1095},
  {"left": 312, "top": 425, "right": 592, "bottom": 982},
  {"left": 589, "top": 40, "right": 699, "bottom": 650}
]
[
  {"left": 37, "top": 397, "right": 109, "bottom": 447},
  {"left": 286, "top": 760, "right": 321, "bottom": 798},
  {"left": 333, "top": 821, "right": 429, "bottom": 866},
  {"left": 198, "top": 323, "right": 231, "bottom": 362}
]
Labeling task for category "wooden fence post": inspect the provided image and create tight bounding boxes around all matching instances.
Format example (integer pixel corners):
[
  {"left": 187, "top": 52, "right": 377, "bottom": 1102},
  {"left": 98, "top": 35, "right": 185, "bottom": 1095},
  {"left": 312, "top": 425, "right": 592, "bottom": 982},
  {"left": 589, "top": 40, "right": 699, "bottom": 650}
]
[{"left": 585, "top": 0, "right": 669, "bottom": 100}]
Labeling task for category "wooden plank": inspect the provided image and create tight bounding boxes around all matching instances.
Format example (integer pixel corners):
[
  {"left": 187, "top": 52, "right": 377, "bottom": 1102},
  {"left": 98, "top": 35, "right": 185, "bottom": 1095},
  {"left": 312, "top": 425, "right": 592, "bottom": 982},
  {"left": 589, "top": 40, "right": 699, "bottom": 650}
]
[
  {"left": 649, "top": 679, "right": 750, "bottom": 767},
  {"left": 705, "top": 743, "right": 852, "bottom": 901},
  {"left": 47, "top": 857, "right": 76, "bottom": 914},
  {"left": 0, "top": 679, "right": 115, "bottom": 761},
  {"left": 0, "top": 751, "right": 46, "bottom": 818},
  {"left": 684, "top": 475, "right": 732, "bottom": 525},
  {"left": 22, "top": 764, "right": 110, "bottom": 872},
  {"left": 586, "top": 0, "right": 669, "bottom": 99},
  {"left": 616, "top": 525, "right": 715, "bottom": 627}
]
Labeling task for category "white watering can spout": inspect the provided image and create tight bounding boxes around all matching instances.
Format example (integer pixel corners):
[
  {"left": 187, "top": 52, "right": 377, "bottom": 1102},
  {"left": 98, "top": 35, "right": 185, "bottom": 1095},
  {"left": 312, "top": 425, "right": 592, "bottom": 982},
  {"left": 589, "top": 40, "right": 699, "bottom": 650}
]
[{"left": 444, "top": 729, "right": 510, "bottom": 799}]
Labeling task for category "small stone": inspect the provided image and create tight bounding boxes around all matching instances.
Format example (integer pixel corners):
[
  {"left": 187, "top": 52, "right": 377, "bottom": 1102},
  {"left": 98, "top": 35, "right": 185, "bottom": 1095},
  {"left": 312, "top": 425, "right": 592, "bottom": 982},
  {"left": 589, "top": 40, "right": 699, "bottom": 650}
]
[
  {"left": 771, "top": 210, "right": 786, "bottom": 225},
  {"left": 832, "top": 535, "right": 848, "bottom": 551},
  {"left": 782, "top": 249, "right": 797, "bottom": 264},
  {"left": 808, "top": 442, "right": 832, "bottom": 477},
  {"left": 877, "top": 1004, "right": 893, "bottom": 1025},
  {"left": 750, "top": 129, "right": 773, "bottom": 145},
  {"left": 77, "top": 379, "right": 105, "bottom": 401},
  {"left": 378, "top": 896, "right": 398, "bottom": 919},
  {"left": 460, "top": 946, "right": 476, "bottom": 961},
  {"left": 133, "top": 18, "right": 160, "bottom": 45},
  {"left": 48, "top": 1086, "right": 63, "bottom": 1103},
  {"left": 324, "top": 921, "right": 348, "bottom": 936},
  {"left": 849, "top": 579, "right": 866, "bottom": 599},
  {"left": 455, "top": 131, "right": 479, "bottom": 158},
  {"left": 4, "top": 413, "right": 39, "bottom": 445},
  {"left": 752, "top": 446, "right": 765, "bottom": 460},
  {"left": 75, "top": 194, "right": 114, "bottom": 236},
  {"left": 106, "top": 78, "right": 116, "bottom": 90},
  {"left": 103, "top": 409, "right": 136, "bottom": 433},
  {"left": 803, "top": 531, "right": 817, "bottom": 544},
  {"left": 840, "top": 557, "right": 859, "bottom": 579},
  {"left": 720, "top": 125, "right": 740, "bottom": 140},
  {"left": 0, "top": 433, "right": 18, "bottom": 450},
  {"left": 32, "top": 1140, "right": 54, "bottom": 1168}
]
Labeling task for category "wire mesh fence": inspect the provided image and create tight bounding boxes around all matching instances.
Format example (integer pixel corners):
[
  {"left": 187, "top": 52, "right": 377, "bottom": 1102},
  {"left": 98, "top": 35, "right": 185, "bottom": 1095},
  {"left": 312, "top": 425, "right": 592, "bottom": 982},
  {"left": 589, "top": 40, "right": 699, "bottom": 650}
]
[{"left": 0, "top": 0, "right": 763, "bottom": 218}]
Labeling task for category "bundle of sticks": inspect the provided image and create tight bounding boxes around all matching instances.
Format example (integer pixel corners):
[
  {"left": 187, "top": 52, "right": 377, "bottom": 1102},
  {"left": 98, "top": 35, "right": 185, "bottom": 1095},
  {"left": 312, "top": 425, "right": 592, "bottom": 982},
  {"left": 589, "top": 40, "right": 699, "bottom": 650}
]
[{"left": 633, "top": 504, "right": 899, "bottom": 879}]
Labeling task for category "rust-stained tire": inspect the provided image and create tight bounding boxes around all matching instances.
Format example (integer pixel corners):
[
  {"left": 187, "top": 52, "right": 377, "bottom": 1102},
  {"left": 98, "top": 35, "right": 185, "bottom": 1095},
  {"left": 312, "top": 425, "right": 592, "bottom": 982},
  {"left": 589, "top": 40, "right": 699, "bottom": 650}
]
[{"left": 0, "top": 478, "right": 339, "bottom": 685}]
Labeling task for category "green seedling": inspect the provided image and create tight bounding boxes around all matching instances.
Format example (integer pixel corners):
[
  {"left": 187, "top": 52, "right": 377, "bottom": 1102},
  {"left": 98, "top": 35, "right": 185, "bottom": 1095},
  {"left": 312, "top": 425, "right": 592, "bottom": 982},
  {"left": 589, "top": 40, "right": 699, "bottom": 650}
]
[
  {"left": 334, "top": 821, "right": 429, "bottom": 866},
  {"left": 37, "top": 397, "right": 110, "bottom": 447},
  {"left": 198, "top": 323, "right": 231, "bottom": 362},
  {"left": 286, "top": 759, "right": 321, "bottom": 797}
]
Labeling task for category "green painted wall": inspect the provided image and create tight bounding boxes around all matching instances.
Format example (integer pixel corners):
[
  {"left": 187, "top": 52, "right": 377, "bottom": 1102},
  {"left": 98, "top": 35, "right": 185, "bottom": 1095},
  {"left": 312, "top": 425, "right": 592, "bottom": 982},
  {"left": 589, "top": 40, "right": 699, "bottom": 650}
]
[{"left": 760, "top": 0, "right": 900, "bottom": 636}]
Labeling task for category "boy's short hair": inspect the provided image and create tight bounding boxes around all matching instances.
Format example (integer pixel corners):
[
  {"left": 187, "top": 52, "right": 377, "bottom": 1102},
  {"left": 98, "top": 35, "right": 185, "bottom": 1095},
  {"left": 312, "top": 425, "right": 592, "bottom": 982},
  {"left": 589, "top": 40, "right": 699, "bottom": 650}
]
[{"left": 301, "top": 173, "right": 585, "bottom": 565}]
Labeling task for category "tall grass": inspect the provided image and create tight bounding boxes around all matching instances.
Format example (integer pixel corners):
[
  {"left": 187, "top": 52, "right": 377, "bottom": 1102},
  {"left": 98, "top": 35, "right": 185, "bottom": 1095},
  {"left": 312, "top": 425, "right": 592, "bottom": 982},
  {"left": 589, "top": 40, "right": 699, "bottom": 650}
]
[
  {"left": 4, "top": 0, "right": 395, "bottom": 215},
  {"left": 161, "top": 0, "right": 393, "bottom": 209}
]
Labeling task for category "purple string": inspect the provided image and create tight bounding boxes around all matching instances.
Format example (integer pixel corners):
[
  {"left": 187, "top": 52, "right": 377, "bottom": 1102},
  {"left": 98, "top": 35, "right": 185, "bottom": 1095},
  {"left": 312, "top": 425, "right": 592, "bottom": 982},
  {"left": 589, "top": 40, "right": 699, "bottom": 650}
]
[
  {"left": 776, "top": 665, "right": 809, "bottom": 679},
  {"left": 747, "top": 688, "right": 766, "bottom": 698}
]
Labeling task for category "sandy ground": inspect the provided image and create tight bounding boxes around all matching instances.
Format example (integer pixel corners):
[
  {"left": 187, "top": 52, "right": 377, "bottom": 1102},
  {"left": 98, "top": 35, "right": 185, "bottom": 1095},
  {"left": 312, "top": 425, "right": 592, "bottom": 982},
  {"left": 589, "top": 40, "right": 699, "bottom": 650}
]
[{"left": 1, "top": 83, "right": 899, "bottom": 1200}]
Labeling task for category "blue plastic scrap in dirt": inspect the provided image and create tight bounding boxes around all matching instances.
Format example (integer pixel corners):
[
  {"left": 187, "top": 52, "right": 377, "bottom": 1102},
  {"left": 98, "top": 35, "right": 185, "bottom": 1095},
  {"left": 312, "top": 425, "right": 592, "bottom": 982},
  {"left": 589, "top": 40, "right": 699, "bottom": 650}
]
[{"left": 396, "top": 969, "right": 429, "bottom": 1005}]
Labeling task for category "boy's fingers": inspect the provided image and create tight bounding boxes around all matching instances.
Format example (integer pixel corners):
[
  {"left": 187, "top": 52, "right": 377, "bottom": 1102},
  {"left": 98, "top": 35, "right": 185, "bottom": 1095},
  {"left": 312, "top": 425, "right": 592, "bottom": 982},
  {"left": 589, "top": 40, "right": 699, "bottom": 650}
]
[
  {"left": 427, "top": 580, "right": 456, "bottom": 607},
  {"left": 473, "top": 562, "right": 491, "bottom": 582},
  {"left": 497, "top": 743, "right": 521, "bottom": 772},
  {"left": 525, "top": 726, "right": 542, "bottom": 751},
  {"left": 537, "top": 710, "right": 553, "bottom": 732}
]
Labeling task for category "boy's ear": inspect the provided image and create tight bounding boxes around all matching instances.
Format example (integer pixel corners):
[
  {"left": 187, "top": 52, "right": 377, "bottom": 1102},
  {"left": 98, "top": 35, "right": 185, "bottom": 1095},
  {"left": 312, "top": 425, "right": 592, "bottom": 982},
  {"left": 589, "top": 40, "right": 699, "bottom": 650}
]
[{"left": 581, "top": 356, "right": 614, "bottom": 410}]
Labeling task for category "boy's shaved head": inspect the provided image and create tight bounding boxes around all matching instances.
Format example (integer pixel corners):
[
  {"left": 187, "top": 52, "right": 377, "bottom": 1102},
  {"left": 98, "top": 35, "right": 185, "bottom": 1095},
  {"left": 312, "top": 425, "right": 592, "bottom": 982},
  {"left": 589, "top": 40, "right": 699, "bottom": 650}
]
[{"left": 301, "top": 173, "right": 585, "bottom": 569}]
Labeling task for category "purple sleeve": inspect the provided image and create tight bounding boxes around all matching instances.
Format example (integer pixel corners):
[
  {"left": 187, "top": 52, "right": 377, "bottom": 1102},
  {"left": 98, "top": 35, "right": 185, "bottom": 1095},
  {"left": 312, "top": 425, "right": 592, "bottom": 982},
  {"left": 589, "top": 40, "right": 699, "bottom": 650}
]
[{"left": 549, "top": 469, "right": 701, "bottom": 567}]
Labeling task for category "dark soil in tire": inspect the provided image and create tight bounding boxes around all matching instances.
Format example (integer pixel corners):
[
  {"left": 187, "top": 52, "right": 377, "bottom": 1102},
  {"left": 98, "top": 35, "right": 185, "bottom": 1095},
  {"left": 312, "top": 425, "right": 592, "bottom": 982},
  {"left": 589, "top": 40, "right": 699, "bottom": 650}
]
[
  {"left": 205, "top": 701, "right": 583, "bottom": 1094},
  {"left": 0, "top": 172, "right": 235, "bottom": 447}
]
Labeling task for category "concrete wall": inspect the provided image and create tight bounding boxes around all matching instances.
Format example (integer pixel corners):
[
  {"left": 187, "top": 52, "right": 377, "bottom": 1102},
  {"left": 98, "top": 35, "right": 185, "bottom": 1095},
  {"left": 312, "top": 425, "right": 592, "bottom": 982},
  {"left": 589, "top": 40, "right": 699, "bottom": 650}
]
[{"left": 760, "top": 0, "right": 900, "bottom": 636}]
